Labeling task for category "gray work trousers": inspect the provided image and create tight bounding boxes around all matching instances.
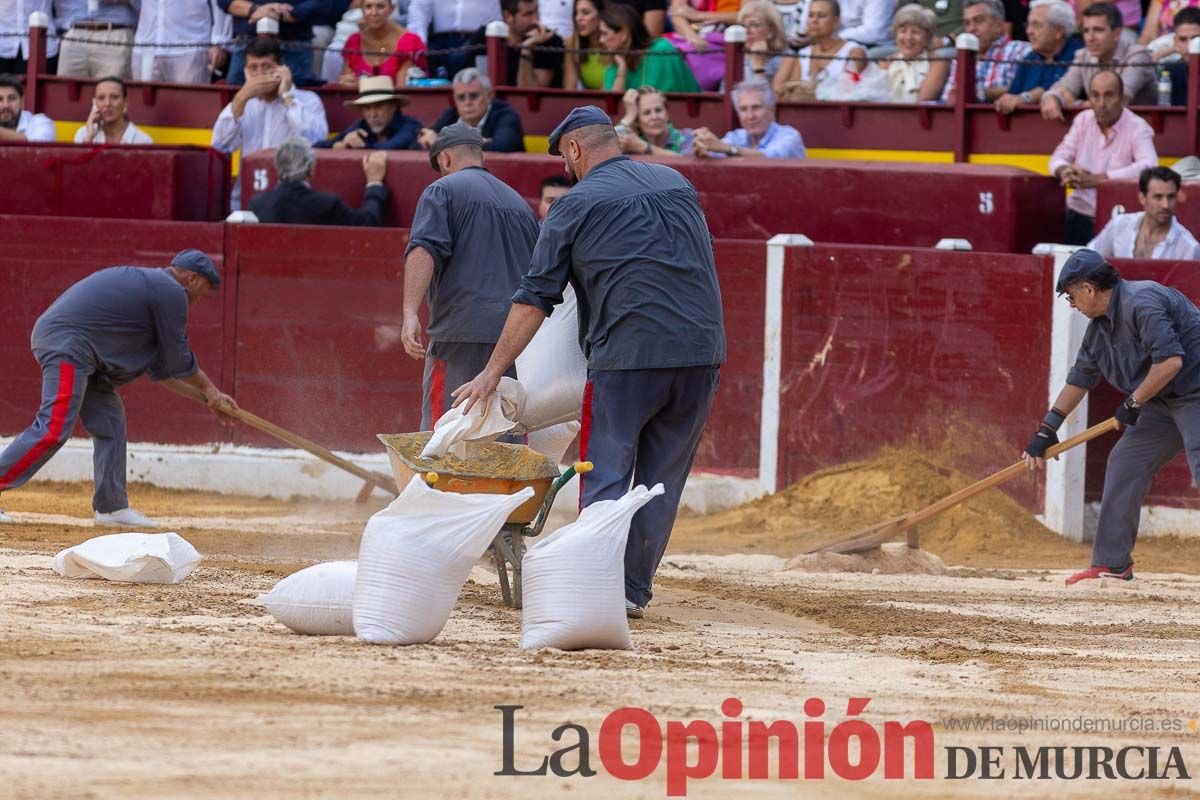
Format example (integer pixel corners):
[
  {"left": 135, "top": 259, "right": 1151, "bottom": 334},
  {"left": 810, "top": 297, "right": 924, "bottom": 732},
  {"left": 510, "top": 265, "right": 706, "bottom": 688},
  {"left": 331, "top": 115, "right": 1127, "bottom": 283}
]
[
  {"left": 1093, "top": 397, "right": 1200, "bottom": 568},
  {"left": 419, "top": 341, "right": 516, "bottom": 431},
  {"left": 0, "top": 356, "right": 128, "bottom": 513}
]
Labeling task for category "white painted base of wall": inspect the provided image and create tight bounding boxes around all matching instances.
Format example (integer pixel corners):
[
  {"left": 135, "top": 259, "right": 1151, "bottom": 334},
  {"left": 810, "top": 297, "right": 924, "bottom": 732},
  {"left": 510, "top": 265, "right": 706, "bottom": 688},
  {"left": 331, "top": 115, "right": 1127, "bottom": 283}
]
[
  {"left": 0, "top": 436, "right": 766, "bottom": 515},
  {"left": 1038, "top": 503, "right": 1200, "bottom": 540}
]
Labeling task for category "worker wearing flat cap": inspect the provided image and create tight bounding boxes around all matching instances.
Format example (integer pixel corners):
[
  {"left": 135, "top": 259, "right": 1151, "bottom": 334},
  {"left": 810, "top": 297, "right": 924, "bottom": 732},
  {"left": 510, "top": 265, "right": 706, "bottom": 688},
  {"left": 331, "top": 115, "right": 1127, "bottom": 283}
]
[
  {"left": 454, "top": 106, "right": 726, "bottom": 619},
  {"left": 0, "top": 250, "right": 236, "bottom": 528},
  {"left": 1024, "top": 248, "right": 1200, "bottom": 585},
  {"left": 402, "top": 122, "right": 540, "bottom": 431}
]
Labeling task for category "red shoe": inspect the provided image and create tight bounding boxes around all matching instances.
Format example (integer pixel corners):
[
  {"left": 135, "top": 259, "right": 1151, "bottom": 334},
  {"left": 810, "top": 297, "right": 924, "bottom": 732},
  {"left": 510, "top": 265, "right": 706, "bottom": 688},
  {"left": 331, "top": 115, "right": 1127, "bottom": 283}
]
[{"left": 1066, "top": 564, "right": 1134, "bottom": 586}]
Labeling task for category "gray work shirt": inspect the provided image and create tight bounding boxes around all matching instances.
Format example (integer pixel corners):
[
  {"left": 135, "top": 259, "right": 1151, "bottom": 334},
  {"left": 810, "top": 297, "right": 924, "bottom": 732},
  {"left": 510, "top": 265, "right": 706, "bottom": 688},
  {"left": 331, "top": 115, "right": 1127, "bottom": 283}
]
[
  {"left": 30, "top": 266, "right": 198, "bottom": 388},
  {"left": 512, "top": 156, "right": 726, "bottom": 371},
  {"left": 1067, "top": 279, "right": 1200, "bottom": 398},
  {"left": 405, "top": 166, "right": 538, "bottom": 344}
]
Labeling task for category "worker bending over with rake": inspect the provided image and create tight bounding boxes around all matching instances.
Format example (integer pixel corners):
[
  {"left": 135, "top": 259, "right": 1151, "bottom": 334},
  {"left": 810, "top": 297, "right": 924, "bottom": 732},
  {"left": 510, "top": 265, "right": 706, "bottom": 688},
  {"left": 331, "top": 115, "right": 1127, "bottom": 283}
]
[
  {"left": 1024, "top": 248, "right": 1200, "bottom": 585},
  {"left": 454, "top": 106, "right": 726, "bottom": 619},
  {"left": 0, "top": 250, "right": 236, "bottom": 528}
]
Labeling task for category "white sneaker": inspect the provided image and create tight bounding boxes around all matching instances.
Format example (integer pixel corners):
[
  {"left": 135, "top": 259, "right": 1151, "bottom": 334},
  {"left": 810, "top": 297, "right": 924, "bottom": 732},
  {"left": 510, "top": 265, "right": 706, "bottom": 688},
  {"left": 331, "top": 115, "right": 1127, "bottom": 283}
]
[
  {"left": 625, "top": 599, "right": 644, "bottom": 619},
  {"left": 0, "top": 509, "right": 12, "bottom": 524},
  {"left": 94, "top": 508, "right": 157, "bottom": 528}
]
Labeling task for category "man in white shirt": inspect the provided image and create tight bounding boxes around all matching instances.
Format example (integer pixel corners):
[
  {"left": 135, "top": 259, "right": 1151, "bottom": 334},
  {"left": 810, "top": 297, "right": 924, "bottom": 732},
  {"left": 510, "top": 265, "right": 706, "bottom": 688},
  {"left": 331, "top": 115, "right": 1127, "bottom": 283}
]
[
  {"left": 0, "top": 73, "right": 56, "bottom": 141},
  {"left": 0, "top": 0, "right": 58, "bottom": 73},
  {"left": 211, "top": 36, "right": 328, "bottom": 208},
  {"left": 405, "top": 0, "right": 499, "bottom": 78},
  {"left": 839, "top": 0, "right": 896, "bottom": 47},
  {"left": 1089, "top": 167, "right": 1200, "bottom": 260},
  {"left": 132, "top": 0, "right": 222, "bottom": 83}
]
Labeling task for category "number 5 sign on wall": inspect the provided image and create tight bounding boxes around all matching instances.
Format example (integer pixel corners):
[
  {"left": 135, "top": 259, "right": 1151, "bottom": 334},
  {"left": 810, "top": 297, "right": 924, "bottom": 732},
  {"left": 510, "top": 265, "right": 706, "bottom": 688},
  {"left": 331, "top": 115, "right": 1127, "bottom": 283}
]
[{"left": 978, "top": 191, "right": 994, "bottom": 214}]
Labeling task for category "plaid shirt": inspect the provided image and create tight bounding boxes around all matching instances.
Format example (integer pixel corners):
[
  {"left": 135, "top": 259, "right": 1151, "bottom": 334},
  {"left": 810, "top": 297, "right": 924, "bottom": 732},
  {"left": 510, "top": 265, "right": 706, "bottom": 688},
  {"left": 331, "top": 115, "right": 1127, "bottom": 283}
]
[{"left": 943, "top": 35, "right": 1034, "bottom": 101}]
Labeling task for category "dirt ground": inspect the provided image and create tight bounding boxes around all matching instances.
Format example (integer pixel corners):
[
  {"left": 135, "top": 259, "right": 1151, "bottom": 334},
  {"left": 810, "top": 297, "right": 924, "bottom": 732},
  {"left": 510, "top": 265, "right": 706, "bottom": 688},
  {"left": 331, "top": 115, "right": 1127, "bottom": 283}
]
[{"left": 1, "top": 480, "right": 1199, "bottom": 799}]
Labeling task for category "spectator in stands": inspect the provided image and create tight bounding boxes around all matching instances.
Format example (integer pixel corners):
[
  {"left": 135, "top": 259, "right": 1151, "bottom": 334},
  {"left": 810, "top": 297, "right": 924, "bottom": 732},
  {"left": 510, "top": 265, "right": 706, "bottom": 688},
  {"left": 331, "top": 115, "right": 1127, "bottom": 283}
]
[
  {"left": 0, "top": 74, "right": 56, "bottom": 142},
  {"left": 1140, "top": 0, "right": 1200, "bottom": 53},
  {"left": 1089, "top": 166, "right": 1200, "bottom": 259},
  {"left": 1162, "top": 7, "right": 1200, "bottom": 104},
  {"left": 599, "top": 3, "right": 700, "bottom": 91},
  {"left": 668, "top": 0, "right": 741, "bottom": 53},
  {"left": 563, "top": 0, "right": 607, "bottom": 89},
  {"left": 883, "top": 4, "right": 950, "bottom": 101},
  {"left": 608, "top": 0, "right": 667, "bottom": 36},
  {"left": 616, "top": 85, "right": 694, "bottom": 155},
  {"left": 54, "top": 0, "right": 136, "bottom": 79},
  {"left": 994, "top": 0, "right": 1081, "bottom": 114},
  {"left": 74, "top": 76, "right": 153, "bottom": 144},
  {"left": 131, "top": 0, "right": 217, "bottom": 83},
  {"left": 943, "top": 0, "right": 1032, "bottom": 101},
  {"left": 1049, "top": 70, "right": 1158, "bottom": 244},
  {"left": 406, "top": 0, "right": 500, "bottom": 79},
  {"left": 416, "top": 67, "right": 525, "bottom": 151},
  {"left": 338, "top": 0, "right": 426, "bottom": 87},
  {"left": 212, "top": 37, "right": 329, "bottom": 206},
  {"left": 693, "top": 77, "right": 805, "bottom": 158},
  {"left": 740, "top": 2, "right": 790, "bottom": 91},
  {"left": 468, "top": 0, "right": 566, "bottom": 87},
  {"left": 318, "top": 75, "right": 421, "bottom": 149},
  {"left": 1, "top": 0, "right": 57, "bottom": 75},
  {"left": 537, "top": 174, "right": 570, "bottom": 219},
  {"left": 540, "top": 0, "right": 576, "bottom": 38},
  {"left": 249, "top": 137, "right": 390, "bottom": 225},
  {"left": 775, "top": 0, "right": 868, "bottom": 94},
  {"left": 217, "top": 0, "right": 325, "bottom": 85},
  {"left": 1041, "top": 3, "right": 1154, "bottom": 120},
  {"left": 838, "top": 0, "right": 895, "bottom": 47}
]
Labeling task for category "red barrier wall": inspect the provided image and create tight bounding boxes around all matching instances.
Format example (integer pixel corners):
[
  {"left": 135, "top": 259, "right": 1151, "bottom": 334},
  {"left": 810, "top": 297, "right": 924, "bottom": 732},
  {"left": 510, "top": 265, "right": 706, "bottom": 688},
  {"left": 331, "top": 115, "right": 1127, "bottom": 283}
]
[
  {"left": 1095, "top": 180, "right": 1200, "bottom": 240},
  {"left": 242, "top": 150, "right": 1063, "bottom": 252},
  {"left": 0, "top": 144, "right": 231, "bottom": 221},
  {"left": 775, "top": 245, "right": 1054, "bottom": 507}
]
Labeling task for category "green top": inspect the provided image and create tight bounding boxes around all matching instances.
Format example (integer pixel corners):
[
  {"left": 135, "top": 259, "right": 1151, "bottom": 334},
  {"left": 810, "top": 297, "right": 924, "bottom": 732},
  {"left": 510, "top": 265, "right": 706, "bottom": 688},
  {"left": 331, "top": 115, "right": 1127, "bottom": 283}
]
[
  {"left": 603, "top": 37, "right": 701, "bottom": 93},
  {"left": 579, "top": 51, "right": 607, "bottom": 90}
]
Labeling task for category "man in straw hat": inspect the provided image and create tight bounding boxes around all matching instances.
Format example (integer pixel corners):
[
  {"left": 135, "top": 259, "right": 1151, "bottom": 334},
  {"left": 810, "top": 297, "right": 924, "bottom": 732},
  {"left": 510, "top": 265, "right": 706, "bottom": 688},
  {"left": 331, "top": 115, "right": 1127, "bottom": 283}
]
[{"left": 318, "top": 75, "right": 423, "bottom": 151}]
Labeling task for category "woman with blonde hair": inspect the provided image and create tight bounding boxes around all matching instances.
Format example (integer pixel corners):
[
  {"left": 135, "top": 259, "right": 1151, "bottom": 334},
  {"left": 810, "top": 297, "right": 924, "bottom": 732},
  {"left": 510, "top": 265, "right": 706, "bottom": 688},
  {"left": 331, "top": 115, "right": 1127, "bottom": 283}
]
[
  {"left": 738, "top": 1, "right": 790, "bottom": 89},
  {"left": 615, "top": 85, "right": 695, "bottom": 156},
  {"left": 563, "top": 0, "right": 608, "bottom": 89},
  {"left": 882, "top": 3, "right": 949, "bottom": 102},
  {"left": 338, "top": 0, "right": 425, "bottom": 87}
]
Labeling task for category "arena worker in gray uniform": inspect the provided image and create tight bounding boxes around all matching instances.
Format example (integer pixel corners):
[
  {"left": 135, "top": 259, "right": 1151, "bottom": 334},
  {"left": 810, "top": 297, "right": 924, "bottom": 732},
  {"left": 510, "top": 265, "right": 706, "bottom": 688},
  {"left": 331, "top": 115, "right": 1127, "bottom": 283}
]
[
  {"left": 454, "top": 106, "right": 726, "bottom": 619},
  {"left": 1023, "top": 248, "right": 1200, "bottom": 586},
  {"left": 400, "top": 122, "right": 540, "bottom": 430},
  {"left": 0, "top": 251, "right": 237, "bottom": 528}
]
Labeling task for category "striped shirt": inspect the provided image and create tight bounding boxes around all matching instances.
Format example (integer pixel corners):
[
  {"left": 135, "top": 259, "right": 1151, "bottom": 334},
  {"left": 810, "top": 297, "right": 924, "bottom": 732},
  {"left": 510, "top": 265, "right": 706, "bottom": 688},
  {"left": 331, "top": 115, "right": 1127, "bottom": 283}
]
[{"left": 943, "top": 35, "right": 1033, "bottom": 102}]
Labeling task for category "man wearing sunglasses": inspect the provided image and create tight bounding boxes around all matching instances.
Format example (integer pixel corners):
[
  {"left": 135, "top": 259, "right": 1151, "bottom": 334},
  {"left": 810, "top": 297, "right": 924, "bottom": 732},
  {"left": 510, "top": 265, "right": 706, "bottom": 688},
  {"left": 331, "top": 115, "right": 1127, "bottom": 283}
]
[
  {"left": 416, "top": 68, "right": 526, "bottom": 153},
  {"left": 1023, "top": 248, "right": 1200, "bottom": 586}
]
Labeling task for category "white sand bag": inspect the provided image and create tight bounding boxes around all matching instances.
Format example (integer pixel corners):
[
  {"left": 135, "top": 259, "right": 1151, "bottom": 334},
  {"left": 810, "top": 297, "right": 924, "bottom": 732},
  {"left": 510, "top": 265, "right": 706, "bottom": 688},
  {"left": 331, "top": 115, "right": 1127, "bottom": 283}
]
[
  {"left": 258, "top": 561, "right": 357, "bottom": 635},
  {"left": 520, "top": 483, "right": 665, "bottom": 650},
  {"left": 515, "top": 284, "right": 587, "bottom": 430},
  {"left": 526, "top": 420, "right": 581, "bottom": 465},
  {"left": 420, "top": 376, "right": 526, "bottom": 459},
  {"left": 354, "top": 476, "right": 534, "bottom": 645},
  {"left": 52, "top": 532, "right": 201, "bottom": 584}
]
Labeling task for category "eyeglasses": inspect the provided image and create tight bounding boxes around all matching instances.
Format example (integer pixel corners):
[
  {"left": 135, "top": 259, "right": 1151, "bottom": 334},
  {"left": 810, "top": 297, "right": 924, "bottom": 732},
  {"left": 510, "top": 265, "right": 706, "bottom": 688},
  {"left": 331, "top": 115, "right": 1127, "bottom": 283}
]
[{"left": 454, "top": 91, "right": 483, "bottom": 101}]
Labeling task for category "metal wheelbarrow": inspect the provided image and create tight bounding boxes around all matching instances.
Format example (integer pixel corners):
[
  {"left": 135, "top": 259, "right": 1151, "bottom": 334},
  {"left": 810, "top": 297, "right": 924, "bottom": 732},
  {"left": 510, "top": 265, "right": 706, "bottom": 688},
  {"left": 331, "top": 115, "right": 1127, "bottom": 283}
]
[{"left": 377, "top": 432, "right": 592, "bottom": 609}]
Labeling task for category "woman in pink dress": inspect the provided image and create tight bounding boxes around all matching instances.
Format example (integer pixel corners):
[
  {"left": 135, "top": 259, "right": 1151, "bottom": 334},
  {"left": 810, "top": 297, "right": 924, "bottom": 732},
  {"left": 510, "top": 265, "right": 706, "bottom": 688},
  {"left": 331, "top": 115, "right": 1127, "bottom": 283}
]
[{"left": 339, "top": 0, "right": 427, "bottom": 87}]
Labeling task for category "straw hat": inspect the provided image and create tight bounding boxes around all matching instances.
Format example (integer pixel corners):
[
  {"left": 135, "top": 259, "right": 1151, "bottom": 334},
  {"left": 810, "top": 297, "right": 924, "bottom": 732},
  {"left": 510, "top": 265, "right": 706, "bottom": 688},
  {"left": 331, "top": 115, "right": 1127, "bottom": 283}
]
[{"left": 344, "top": 75, "right": 410, "bottom": 107}]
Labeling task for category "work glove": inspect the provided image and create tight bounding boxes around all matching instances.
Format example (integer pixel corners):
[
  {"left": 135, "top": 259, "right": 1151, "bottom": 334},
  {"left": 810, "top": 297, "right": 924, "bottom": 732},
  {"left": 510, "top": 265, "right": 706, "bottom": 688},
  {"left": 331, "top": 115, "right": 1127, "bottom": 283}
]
[
  {"left": 1024, "top": 424, "right": 1059, "bottom": 458},
  {"left": 1115, "top": 397, "right": 1141, "bottom": 427}
]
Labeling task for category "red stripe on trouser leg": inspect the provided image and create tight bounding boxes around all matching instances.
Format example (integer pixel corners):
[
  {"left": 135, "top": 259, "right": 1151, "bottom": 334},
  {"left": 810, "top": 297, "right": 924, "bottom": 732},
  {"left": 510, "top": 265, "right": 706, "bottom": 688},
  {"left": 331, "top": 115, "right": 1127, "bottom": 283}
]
[
  {"left": 578, "top": 380, "right": 593, "bottom": 512},
  {"left": 430, "top": 359, "right": 447, "bottom": 421},
  {"left": 0, "top": 362, "right": 76, "bottom": 491}
]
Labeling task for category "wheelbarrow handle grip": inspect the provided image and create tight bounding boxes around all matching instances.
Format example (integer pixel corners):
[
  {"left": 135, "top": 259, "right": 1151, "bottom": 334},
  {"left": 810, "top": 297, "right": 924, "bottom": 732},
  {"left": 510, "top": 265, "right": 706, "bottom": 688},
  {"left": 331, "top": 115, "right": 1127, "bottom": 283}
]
[
  {"left": 425, "top": 471, "right": 439, "bottom": 485},
  {"left": 573, "top": 461, "right": 593, "bottom": 474}
]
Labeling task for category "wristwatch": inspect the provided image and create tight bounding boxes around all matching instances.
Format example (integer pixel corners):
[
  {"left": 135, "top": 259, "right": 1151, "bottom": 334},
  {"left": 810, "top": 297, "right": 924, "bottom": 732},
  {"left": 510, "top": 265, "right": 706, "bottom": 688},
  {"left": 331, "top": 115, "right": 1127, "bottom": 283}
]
[
  {"left": 729, "top": 145, "right": 741, "bottom": 157},
  {"left": 1125, "top": 396, "right": 1143, "bottom": 410},
  {"left": 1021, "top": 91, "right": 1033, "bottom": 103}
]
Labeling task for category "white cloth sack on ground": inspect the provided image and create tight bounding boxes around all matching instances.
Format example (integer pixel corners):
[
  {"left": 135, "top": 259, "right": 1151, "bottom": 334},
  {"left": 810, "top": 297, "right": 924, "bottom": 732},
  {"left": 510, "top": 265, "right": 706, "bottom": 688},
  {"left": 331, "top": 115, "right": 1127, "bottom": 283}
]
[
  {"left": 526, "top": 420, "right": 581, "bottom": 465},
  {"left": 354, "top": 476, "right": 534, "bottom": 645},
  {"left": 257, "top": 561, "right": 357, "bottom": 635},
  {"left": 514, "top": 284, "right": 587, "bottom": 431},
  {"left": 520, "top": 483, "right": 665, "bottom": 650},
  {"left": 420, "top": 376, "right": 526, "bottom": 459},
  {"left": 52, "top": 532, "right": 201, "bottom": 584}
]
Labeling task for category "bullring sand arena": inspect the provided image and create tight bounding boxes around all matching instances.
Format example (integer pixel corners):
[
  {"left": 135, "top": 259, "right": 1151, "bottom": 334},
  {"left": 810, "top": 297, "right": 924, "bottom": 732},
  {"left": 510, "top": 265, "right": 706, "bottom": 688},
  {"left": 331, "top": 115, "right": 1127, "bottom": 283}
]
[{"left": 2, "top": 442, "right": 1199, "bottom": 798}]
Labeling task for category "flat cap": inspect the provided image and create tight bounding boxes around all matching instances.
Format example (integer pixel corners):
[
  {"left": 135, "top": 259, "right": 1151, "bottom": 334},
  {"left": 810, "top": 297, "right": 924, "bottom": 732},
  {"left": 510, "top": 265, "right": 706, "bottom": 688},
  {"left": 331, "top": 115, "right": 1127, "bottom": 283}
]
[
  {"left": 1055, "top": 248, "right": 1111, "bottom": 294},
  {"left": 428, "top": 121, "right": 484, "bottom": 173},
  {"left": 171, "top": 249, "right": 221, "bottom": 287},
  {"left": 547, "top": 105, "right": 612, "bottom": 156}
]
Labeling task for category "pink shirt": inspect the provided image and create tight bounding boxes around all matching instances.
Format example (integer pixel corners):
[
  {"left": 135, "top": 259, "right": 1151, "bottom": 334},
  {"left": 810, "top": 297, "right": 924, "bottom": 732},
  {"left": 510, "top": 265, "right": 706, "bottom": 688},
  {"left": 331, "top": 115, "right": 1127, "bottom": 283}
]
[{"left": 1048, "top": 108, "right": 1158, "bottom": 217}]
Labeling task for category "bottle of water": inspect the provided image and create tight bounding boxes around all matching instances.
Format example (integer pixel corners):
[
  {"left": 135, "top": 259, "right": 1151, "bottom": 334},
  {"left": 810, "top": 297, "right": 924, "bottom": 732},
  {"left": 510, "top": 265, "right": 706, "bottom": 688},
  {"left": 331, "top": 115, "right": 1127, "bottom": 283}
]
[{"left": 1158, "top": 69, "right": 1173, "bottom": 107}]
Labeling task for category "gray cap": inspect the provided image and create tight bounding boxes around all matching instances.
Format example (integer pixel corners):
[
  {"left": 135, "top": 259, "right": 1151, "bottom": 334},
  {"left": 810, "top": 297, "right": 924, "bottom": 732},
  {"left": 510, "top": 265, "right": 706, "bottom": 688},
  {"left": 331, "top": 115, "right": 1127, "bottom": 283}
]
[
  {"left": 428, "top": 121, "right": 484, "bottom": 173},
  {"left": 171, "top": 249, "right": 221, "bottom": 287},
  {"left": 1055, "top": 248, "right": 1112, "bottom": 294},
  {"left": 548, "top": 105, "right": 612, "bottom": 155}
]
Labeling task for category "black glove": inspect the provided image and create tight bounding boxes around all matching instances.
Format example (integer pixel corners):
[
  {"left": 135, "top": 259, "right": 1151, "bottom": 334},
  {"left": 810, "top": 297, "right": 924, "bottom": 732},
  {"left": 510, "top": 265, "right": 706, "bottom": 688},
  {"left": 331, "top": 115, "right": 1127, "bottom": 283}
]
[
  {"left": 1025, "top": 424, "right": 1059, "bottom": 458},
  {"left": 1116, "top": 396, "right": 1141, "bottom": 427}
]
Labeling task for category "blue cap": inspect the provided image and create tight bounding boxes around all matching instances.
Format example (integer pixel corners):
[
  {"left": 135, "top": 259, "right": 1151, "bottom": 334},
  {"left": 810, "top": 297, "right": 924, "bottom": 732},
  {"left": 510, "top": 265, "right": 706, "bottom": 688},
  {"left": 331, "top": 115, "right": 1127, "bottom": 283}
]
[
  {"left": 171, "top": 249, "right": 221, "bottom": 287},
  {"left": 1055, "top": 248, "right": 1111, "bottom": 294},
  {"left": 547, "top": 105, "right": 613, "bottom": 155}
]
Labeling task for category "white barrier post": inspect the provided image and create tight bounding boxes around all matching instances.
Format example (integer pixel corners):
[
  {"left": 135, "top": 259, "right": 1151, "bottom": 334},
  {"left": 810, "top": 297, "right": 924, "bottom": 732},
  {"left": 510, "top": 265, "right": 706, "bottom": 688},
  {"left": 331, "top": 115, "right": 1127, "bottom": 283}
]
[
  {"left": 1033, "top": 243, "right": 1090, "bottom": 541},
  {"left": 760, "top": 234, "right": 814, "bottom": 495}
]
